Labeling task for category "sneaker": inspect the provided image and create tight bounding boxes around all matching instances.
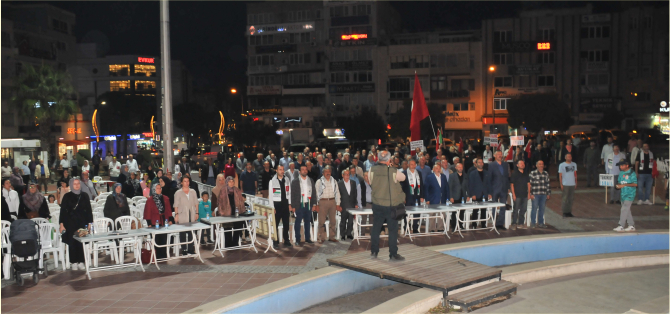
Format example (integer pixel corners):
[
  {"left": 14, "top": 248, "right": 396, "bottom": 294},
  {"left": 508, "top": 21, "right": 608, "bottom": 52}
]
[
  {"left": 644, "top": 200, "right": 653, "bottom": 205},
  {"left": 510, "top": 224, "right": 517, "bottom": 230},
  {"left": 70, "top": 263, "right": 78, "bottom": 270},
  {"left": 530, "top": 223, "right": 536, "bottom": 228},
  {"left": 609, "top": 200, "right": 614, "bottom": 204},
  {"left": 496, "top": 226, "right": 507, "bottom": 231},
  {"left": 305, "top": 240, "right": 314, "bottom": 244},
  {"left": 79, "top": 263, "right": 85, "bottom": 270},
  {"left": 389, "top": 254, "right": 405, "bottom": 261},
  {"left": 624, "top": 226, "right": 636, "bottom": 232},
  {"left": 370, "top": 252, "right": 378, "bottom": 259},
  {"left": 637, "top": 200, "right": 643, "bottom": 205},
  {"left": 613, "top": 226, "right": 625, "bottom": 232},
  {"left": 563, "top": 213, "right": 574, "bottom": 218},
  {"left": 538, "top": 224, "right": 548, "bottom": 229},
  {"left": 616, "top": 201, "right": 621, "bottom": 204},
  {"left": 517, "top": 224, "right": 527, "bottom": 229}
]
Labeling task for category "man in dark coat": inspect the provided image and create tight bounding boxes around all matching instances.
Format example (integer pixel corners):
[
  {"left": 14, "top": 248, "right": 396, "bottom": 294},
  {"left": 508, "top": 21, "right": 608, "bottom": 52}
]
[
  {"left": 469, "top": 159, "right": 492, "bottom": 228},
  {"left": 490, "top": 151, "right": 510, "bottom": 230}
]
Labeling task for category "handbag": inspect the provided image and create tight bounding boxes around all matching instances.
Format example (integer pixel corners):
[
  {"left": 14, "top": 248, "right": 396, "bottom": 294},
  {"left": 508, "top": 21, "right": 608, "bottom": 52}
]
[
  {"left": 141, "top": 248, "right": 152, "bottom": 264},
  {"left": 388, "top": 166, "right": 406, "bottom": 220}
]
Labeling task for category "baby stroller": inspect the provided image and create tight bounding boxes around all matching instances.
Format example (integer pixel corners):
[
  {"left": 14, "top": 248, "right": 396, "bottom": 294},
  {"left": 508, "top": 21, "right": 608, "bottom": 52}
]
[{"left": 9, "top": 219, "right": 47, "bottom": 286}]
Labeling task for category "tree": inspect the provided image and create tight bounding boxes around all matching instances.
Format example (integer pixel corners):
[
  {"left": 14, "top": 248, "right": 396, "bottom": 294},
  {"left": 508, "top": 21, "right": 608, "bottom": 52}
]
[
  {"left": 174, "top": 103, "right": 219, "bottom": 148},
  {"left": 507, "top": 93, "right": 573, "bottom": 133},
  {"left": 340, "top": 107, "right": 387, "bottom": 141},
  {"left": 388, "top": 101, "right": 445, "bottom": 142},
  {"left": 226, "top": 117, "right": 280, "bottom": 149},
  {"left": 596, "top": 108, "right": 624, "bottom": 130},
  {"left": 96, "top": 92, "right": 155, "bottom": 156},
  {"left": 11, "top": 64, "right": 78, "bottom": 153}
]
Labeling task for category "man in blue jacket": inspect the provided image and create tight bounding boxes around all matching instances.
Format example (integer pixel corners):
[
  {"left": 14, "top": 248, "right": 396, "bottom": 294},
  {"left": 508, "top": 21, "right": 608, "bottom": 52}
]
[
  {"left": 489, "top": 151, "right": 510, "bottom": 230},
  {"left": 468, "top": 159, "right": 492, "bottom": 228},
  {"left": 424, "top": 163, "right": 450, "bottom": 231}
]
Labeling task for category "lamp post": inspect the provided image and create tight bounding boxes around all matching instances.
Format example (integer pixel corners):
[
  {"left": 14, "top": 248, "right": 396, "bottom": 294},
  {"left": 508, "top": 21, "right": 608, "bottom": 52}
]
[
  {"left": 488, "top": 66, "right": 496, "bottom": 135},
  {"left": 231, "top": 88, "right": 243, "bottom": 116}
]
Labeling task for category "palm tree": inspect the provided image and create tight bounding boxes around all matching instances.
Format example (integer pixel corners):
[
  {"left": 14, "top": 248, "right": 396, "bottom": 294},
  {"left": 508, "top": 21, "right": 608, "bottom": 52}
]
[{"left": 11, "top": 64, "right": 78, "bottom": 153}]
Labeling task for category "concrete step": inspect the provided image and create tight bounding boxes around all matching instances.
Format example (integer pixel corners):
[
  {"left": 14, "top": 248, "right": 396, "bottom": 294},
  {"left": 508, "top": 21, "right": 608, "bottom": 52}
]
[{"left": 447, "top": 280, "right": 518, "bottom": 312}]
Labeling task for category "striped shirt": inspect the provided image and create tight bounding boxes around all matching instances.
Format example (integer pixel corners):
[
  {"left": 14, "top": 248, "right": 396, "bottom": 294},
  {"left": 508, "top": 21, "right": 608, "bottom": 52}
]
[{"left": 529, "top": 169, "right": 551, "bottom": 196}]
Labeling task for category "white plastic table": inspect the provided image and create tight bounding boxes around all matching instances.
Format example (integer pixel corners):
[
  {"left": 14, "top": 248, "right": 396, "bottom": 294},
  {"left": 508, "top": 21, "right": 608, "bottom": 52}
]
[
  {"left": 405, "top": 202, "right": 505, "bottom": 238},
  {"left": 74, "top": 229, "right": 150, "bottom": 280},
  {"left": 347, "top": 208, "right": 403, "bottom": 245},
  {"left": 200, "top": 214, "right": 275, "bottom": 257},
  {"left": 145, "top": 222, "right": 211, "bottom": 269}
]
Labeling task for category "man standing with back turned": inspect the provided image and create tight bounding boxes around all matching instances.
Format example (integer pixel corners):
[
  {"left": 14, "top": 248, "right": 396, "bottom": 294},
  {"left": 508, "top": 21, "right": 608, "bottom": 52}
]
[{"left": 369, "top": 151, "right": 406, "bottom": 261}]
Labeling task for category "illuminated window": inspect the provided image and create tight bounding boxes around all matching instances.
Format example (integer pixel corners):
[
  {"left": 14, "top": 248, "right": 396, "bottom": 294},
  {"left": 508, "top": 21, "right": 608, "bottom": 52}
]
[
  {"left": 135, "top": 80, "right": 156, "bottom": 91},
  {"left": 109, "top": 64, "right": 130, "bottom": 77},
  {"left": 110, "top": 80, "right": 131, "bottom": 92},
  {"left": 76, "top": 144, "right": 88, "bottom": 150},
  {"left": 134, "top": 64, "right": 156, "bottom": 77}
]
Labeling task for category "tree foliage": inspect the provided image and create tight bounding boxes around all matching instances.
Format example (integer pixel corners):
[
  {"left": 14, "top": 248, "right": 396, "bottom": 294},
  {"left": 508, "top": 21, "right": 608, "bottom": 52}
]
[
  {"left": 596, "top": 108, "right": 624, "bottom": 130},
  {"left": 226, "top": 117, "right": 280, "bottom": 149},
  {"left": 388, "top": 101, "right": 446, "bottom": 141},
  {"left": 507, "top": 93, "right": 574, "bottom": 133},
  {"left": 11, "top": 64, "right": 78, "bottom": 151},
  {"left": 174, "top": 103, "right": 219, "bottom": 147},
  {"left": 340, "top": 107, "right": 387, "bottom": 141}
]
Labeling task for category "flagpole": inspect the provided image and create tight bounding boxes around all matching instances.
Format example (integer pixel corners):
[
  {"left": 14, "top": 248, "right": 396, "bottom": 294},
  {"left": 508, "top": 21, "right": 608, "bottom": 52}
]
[{"left": 416, "top": 71, "right": 438, "bottom": 141}]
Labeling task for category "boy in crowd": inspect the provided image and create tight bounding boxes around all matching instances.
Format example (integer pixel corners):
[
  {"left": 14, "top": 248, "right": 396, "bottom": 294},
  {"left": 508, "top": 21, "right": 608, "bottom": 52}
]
[{"left": 198, "top": 192, "right": 214, "bottom": 244}]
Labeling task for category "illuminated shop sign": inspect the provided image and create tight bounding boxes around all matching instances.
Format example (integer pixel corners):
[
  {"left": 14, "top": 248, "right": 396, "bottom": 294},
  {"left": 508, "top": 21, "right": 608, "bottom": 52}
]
[
  {"left": 129, "top": 134, "right": 141, "bottom": 140},
  {"left": 493, "top": 41, "right": 554, "bottom": 53},
  {"left": 67, "top": 128, "right": 82, "bottom": 134},
  {"left": 537, "top": 42, "right": 551, "bottom": 50},
  {"left": 138, "top": 57, "right": 154, "bottom": 63},
  {"left": 341, "top": 34, "right": 368, "bottom": 40},
  {"left": 103, "top": 136, "right": 116, "bottom": 141}
]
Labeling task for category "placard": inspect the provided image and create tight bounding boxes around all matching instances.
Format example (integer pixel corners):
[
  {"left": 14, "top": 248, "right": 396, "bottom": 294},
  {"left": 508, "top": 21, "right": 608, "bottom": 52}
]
[
  {"left": 410, "top": 140, "right": 424, "bottom": 150},
  {"left": 510, "top": 136, "right": 524, "bottom": 146},
  {"left": 599, "top": 174, "right": 614, "bottom": 187}
]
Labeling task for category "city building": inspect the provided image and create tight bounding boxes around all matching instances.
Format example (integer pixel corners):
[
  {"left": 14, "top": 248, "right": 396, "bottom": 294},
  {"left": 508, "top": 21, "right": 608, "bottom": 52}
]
[
  {"left": 1, "top": 3, "right": 79, "bottom": 163},
  {"left": 379, "top": 30, "right": 483, "bottom": 140},
  {"left": 70, "top": 44, "right": 193, "bottom": 156}
]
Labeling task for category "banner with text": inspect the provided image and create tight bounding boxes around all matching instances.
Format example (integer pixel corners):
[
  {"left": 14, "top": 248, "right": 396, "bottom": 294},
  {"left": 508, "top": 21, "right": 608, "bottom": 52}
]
[
  {"left": 510, "top": 135, "right": 525, "bottom": 146},
  {"left": 410, "top": 140, "right": 424, "bottom": 151},
  {"left": 599, "top": 174, "right": 614, "bottom": 187}
]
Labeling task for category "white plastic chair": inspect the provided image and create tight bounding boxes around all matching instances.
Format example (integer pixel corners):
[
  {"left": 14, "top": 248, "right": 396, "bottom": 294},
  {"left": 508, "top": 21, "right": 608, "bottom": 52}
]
[
  {"left": 50, "top": 211, "right": 60, "bottom": 225},
  {"left": 31, "top": 218, "right": 50, "bottom": 225},
  {"left": 93, "top": 176, "right": 103, "bottom": 182},
  {"left": 132, "top": 196, "right": 146, "bottom": 204},
  {"left": 38, "top": 223, "right": 63, "bottom": 270},
  {"left": 129, "top": 208, "right": 143, "bottom": 222},
  {"left": 92, "top": 218, "right": 119, "bottom": 267},
  {"left": 2, "top": 221, "right": 11, "bottom": 279},
  {"left": 92, "top": 211, "right": 104, "bottom": 220},
  {"left": 114, "top": 216, "right": 140, "bottom": 262}
]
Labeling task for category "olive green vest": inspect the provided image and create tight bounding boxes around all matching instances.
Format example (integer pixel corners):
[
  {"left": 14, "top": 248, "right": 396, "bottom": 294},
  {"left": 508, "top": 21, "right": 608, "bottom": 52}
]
[{"left": 370, "top": 164, "right": 406, "bottom": 206}]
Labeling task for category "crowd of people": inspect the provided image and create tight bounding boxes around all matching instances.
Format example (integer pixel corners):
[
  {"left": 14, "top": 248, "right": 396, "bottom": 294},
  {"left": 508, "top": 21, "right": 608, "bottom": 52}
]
[{"left": 1, "top": 133, "right": 666, "bottom": 265}]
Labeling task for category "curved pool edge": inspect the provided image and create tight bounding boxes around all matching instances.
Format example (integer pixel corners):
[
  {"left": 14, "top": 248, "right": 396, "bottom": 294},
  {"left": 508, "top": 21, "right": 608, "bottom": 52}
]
[
  {"left": 184, "top": 230, "right": 669, "bottom": 314},
  {"left": 363, "top": 249, "right": 669, "bottom": 314}
]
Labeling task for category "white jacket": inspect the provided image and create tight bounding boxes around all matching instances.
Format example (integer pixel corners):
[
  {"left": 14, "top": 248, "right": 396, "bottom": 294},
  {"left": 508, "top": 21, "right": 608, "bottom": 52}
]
[
  {"left": 126, "top": 159, "right": 139, "bottom": 173},
  {"left": 268, "top": 174, "right": 291, "bottom": 208},
  {"left": 109, "top": 161, "right": 121, "bottom": 177},
  {"left": 2, "top": 188, "right": 19, "bottom": 214},
  {"left": 35, "top": 164, "right": 50, "bottom": 179}
]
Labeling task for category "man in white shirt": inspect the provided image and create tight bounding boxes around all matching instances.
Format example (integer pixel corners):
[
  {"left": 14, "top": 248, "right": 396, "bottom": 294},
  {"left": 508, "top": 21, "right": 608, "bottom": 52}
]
[
  {"left": 109, "top": 157, "right": 121, "bottom": 180},
  {"left": 605, "top": 145, "right": 626, "bottom": 204},
  {"left": 314, "top": 166, "right": 341, "bottom": 243},
  {"left": 600, "top": 136, "right": 614, "bottom": 165},
  {"left": 1, "top": 162, "right": 11, "bottom": 180},
  {"left": 126, "top": 154, "right": 139, "bottom": 173},
  {"left": 2, "top": 179, "right": 20, "bottom": 214},
  {"left": 483, "top": 145, "right": 493, "bottom": 168}
]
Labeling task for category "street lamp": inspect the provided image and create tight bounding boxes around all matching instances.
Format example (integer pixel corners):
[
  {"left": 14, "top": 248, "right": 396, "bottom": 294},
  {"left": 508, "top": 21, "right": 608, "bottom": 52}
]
[
  {"left": 488, "top": 65, "right": 497, "bottom": 136},
  {"left": 230, "top": 88, "right": 243, "bottom": 115}
]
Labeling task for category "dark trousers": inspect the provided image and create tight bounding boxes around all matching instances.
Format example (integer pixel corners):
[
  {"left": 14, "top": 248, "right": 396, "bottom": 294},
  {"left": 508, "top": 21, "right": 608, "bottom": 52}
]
[
  {"left": 512, "top": 197, "right": 528, "bottom": 225},
  {"left": 339, "top": 207, "right": 354, "bottom": 238},
  {"left": 586, "top": 165, "right": 598, "bottom": 186},
  {"left": 179, "top": 231, "right": 194, "bottom": 253},
  {"left": 71, "top": 166, "right": 78, "bottom": 177},
  {"left": 274, "top": 201, "right": 290, "bottom": 243},
  {"left": 449, "top": 198, "right": 465, "bottom": 229},
  {"left": 371, "top": 204, "right": 399, "bottom": 256},
  {"left": 294, "top": 203, "right": 312, "bottom": 242},
  {"left": 472, "top": 207, "right": 487, "bottom": 228},
  {"left": 223, "top": 221, "right": 245, "bottom": 247},
  {"left": 93, "top": 164, "right": 100, "bottom": 177},
  {"left": 200, "top": 229, "right": 211, "bottom": 242},
  {"left": 493, "top": 190, "right": 508, "bottom": 227}
]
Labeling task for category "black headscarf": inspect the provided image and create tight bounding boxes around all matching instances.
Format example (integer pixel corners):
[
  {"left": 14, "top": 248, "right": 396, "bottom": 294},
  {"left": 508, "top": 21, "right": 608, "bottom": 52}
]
[{"left": 152, "top": 184, "right": 165, "bottom": 214}]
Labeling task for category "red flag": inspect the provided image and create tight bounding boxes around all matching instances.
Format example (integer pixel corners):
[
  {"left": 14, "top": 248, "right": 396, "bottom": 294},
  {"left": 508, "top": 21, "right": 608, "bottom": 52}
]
[
  {"left": 410, "top": 73, "right": 429, "bottom": 144},
  {"left": 525, "top": 141, "right": 532, "bottom": 159},
  {"left": 458, "top": 137, "right": 464, "bottom": 154},
  {"left": 504, "top": 146, "right": 514, "bottom": 162}
]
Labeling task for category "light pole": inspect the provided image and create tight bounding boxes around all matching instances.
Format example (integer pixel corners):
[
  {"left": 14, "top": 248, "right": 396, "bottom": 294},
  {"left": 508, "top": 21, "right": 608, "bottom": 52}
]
[
  {"left": 160, "top": 0, "right": 174, "bottom": 171},
  {"left": 231, "top": 88, "right": 243, "bottom": 116},
  {"left": 488, "top": 66, "right": 496, "bottom": 135}
]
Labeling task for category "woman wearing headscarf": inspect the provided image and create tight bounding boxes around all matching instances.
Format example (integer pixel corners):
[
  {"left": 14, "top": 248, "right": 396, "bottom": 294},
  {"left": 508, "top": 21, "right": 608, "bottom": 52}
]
[
  {"left": 10, "top": 167, "right": 25, "bottom": 195},
  {"left": 19, "top": 183, "right": 50, "bottom": 219},
  {"left": 146, "top": 165, "right": 156, "bottom": 181},
  {"left": 143, "top": 183, "right": 173, "bottom": 259},
  {"left": 59, "top": 178, "right": 93, "bottom": 270},
  {"left": 173, "top": 176, "right": 199, "bottom": 255},
  {"left": 217, "top": 176, "right": 246, "bottom": 247},
  {"left": 209, "top": 174, "right": 225, "bottom": 216},
  {"left": 122, "top": 172, "right": 139, "bottom": 198},
  {"left": 150, "top": 169, "right": 164, "bottom": 196},
  {"left": 159, "top": 176, "right": 175, "bottom": 207},
  {"left": 104, "top": 183, "right": 130, "bottom": 222}
]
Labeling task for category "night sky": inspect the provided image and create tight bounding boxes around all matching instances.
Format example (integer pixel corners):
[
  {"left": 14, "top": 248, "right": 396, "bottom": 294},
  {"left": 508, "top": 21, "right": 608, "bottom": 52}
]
[{"left": 33, "top": 1, "right": 661, "bottom": 92}]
